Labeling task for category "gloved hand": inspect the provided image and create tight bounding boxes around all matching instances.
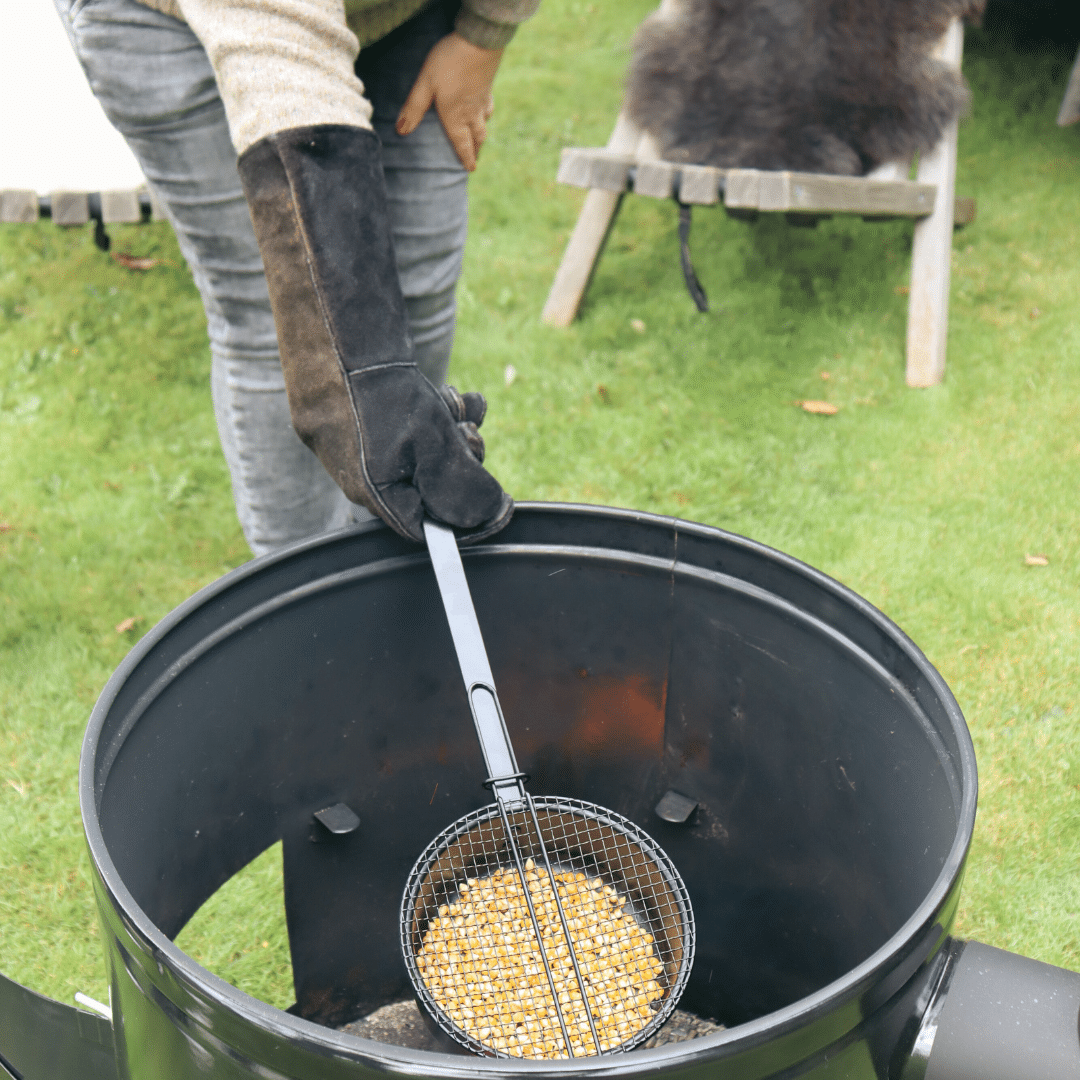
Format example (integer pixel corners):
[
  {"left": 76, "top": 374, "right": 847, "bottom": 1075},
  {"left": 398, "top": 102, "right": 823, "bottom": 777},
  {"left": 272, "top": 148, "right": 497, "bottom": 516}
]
[{"left": 238, "top": 124, "right": 512, "bottom": 543}]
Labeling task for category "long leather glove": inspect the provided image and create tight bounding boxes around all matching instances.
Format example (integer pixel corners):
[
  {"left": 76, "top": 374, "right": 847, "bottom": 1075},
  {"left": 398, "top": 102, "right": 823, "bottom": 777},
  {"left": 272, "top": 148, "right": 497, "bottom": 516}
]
[{"left": 237, "top": 123, "right": 513, "bottom": 543}]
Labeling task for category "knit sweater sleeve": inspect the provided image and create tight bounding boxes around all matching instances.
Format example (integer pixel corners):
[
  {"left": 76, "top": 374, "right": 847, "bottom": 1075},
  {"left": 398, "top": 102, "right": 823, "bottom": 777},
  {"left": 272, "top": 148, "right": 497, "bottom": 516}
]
[
  {"left": 455, "top": 0, "right": 541, "bottom": 50},
  {"left": 176, "top": 0, "right": 372, "bottom": 154}
]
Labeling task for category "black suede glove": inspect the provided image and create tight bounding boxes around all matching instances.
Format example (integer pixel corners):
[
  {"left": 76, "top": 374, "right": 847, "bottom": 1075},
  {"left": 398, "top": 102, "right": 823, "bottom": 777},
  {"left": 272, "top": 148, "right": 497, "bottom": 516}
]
[{"left": 237, "top": 124, "right": 512, "bottom": 543}]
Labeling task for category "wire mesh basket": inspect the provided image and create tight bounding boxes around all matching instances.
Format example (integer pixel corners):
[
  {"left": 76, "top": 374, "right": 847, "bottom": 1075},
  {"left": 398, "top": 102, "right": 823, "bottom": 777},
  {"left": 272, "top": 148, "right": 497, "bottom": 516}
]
[{"left": 401, "top": 794, "right": 695, "bottom": 1059}]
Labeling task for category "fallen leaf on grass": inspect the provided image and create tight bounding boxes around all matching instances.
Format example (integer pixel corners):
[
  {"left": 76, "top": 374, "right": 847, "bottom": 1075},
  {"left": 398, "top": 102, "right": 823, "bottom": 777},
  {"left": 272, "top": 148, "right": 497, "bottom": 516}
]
[
  {"left": 103, "top": 480, "right": 122, "bottom": 491},
  {"left": 597, "top": 384, "right": 611, "bottom": 405},
  {"left": 894, "top": 285, "right": 910, "bottom": 296},
  {"left": 1024, "top": 554, "right": 1049, "bottom": 566},
  {"left": 819, "top": 371, "right": 831, "bottom": 380},
  {"left": 5, "top": 779, "right": 27, "bottom": 796},
  {"left": 630, "top": 318, "right": 646, "bottom": 333},
  {"left": 797, "top": 400, "right": 839, "bottom": 415},
  {"left": 115, "top": 616, "right": 140, "bottom": 633},
  {"left": 111, "top": 251, "right": 163, "bottom": 271},
  {"left": 1029, "top": 307, "right": 1041, "bottom": 320},
  {"left": 0, "top": 523, "right": 12, "bottom": 533}
]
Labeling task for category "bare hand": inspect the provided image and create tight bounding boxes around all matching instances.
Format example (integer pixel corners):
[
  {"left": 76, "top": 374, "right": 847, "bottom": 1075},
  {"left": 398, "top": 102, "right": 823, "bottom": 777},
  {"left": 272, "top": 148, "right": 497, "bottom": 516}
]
[{"left": 396, "top": 32, "right": 503, "bottom": 172}]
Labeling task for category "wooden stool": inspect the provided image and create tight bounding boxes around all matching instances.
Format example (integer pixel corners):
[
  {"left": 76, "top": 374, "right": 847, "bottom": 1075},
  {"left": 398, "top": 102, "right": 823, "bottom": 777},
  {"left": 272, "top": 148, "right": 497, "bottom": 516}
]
[
  {"left": 0, "top": 186, "right": 166, "bottom": 243},
  {"left": 542, "top": 17, "right": 968, "bottom": 389}
]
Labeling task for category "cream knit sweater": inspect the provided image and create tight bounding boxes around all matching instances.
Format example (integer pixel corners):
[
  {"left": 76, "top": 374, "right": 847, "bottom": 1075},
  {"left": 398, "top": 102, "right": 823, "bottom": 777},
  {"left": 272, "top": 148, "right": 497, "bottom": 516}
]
[{"left": 132, "top": 0, "right": 539, "bottom": 153}]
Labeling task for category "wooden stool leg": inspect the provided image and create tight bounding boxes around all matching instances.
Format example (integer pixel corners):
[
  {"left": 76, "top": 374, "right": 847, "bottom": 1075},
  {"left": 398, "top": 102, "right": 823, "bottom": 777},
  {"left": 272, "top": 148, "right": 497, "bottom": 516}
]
[
  {"left": 905, "top": 18, "right": 963, "bottom": 387},
  {"left": 541, "top": 188, "right": 626, "bottom": 327},
  {"left": 1058, "top": 43, "right": 1080, "bottom": 126},
  {"left": 541, "top": 112, "right": 643, "bottom": 327}
]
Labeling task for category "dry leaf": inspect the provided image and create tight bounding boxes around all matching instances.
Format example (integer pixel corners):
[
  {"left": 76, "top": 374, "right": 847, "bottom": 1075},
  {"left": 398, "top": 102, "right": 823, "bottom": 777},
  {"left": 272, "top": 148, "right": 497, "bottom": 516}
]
[
  {"left": 798, "top": 400, "right": 839, "bottom": 415},
  {"left": 115, "top": 616, "right": 138, "bottom": 633},
  {"left": 103, "top": 480, "right": 122, "bottom": 491},
  {"left": 504, "top": 364, "right": 517, "bottom": 387},
  {"left": 819, "top": 371, "right": 831, "bottom": 381},
  {"left": 894, "top": 285, "right": 910, "bottom": 296},
  {"left": 0, "top": 523, "right": 12, "bottom": 533},
  {"left": 111, "top": 251, "right": 162, "bottom": 271},
  {"left": 1025, "top": 554, "right": 1049, "bottom": 566},
  {"left": 630, "top": 318, "right": 646, "bottom": 333},
  {"left": 597, "top": 384, "right": 611, "bottom": 405},
  {"left": 1029, "top": 307, "right": 1041, "bottom": 320}
]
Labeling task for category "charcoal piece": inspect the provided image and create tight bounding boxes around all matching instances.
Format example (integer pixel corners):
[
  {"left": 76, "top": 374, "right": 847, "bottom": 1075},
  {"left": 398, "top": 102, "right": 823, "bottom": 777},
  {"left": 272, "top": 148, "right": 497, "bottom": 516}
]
[
  {"left": 340, "top": 1000, "right": 444, "bottom": 1051},
  {"left": 641, "top": 1008, "right": 725, "bottom": 1046},
  {"left": 339, "top": 1001, "right": 723, "bottom": 1052},
  {"left": 626, "top": 0, "right": 984, "bottom": 176}
]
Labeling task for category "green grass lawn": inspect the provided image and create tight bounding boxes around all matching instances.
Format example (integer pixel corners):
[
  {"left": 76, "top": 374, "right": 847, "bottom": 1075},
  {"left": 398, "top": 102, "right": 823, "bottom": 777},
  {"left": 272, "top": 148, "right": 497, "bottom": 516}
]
[{"left": 2, "top": 0, "right": 1078, "bottom": 1017}]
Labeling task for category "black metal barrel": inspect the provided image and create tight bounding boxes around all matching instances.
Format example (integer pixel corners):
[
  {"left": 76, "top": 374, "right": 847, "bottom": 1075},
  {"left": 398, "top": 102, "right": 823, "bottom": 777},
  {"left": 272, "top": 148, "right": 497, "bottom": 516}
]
[{"left": 11, "top": 503, "right": 1072, "bottom": 1080}]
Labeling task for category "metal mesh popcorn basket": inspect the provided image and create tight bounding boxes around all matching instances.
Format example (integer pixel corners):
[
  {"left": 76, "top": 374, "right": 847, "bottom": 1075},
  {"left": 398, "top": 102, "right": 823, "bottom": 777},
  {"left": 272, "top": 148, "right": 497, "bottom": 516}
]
[{"left": 401, "top": 793, "right": 695, "bottom": 1059}]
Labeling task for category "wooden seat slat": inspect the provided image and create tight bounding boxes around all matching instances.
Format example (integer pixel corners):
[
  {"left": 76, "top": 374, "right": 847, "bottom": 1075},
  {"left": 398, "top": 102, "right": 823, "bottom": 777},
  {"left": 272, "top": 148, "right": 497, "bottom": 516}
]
[{"left": 557, "top": 148, "right": 937, "bottom": 218}]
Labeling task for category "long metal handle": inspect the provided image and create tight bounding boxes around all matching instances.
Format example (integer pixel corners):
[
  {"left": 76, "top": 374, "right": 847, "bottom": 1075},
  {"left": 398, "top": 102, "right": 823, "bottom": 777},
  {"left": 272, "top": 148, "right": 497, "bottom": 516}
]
[{"left": 424, "top": 520, "right": 524, "bottom": 801}]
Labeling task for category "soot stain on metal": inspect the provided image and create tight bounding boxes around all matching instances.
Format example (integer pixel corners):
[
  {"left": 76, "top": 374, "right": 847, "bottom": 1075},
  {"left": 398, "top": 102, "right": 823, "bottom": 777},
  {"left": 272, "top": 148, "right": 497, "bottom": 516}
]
[{"left": 573, "top": 675, "right": 666, "bottom": 759}]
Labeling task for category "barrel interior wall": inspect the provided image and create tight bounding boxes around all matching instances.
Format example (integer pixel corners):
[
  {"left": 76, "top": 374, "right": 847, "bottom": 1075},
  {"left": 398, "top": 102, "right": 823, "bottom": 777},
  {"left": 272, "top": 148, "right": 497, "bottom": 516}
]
[
  {"left": 660, "top": 572, "right": 959, "bottom": 1025},
  {"left": 93, "top": 524, "right": 962, "bottom": 1034},
  {"left": 672, "top": 527, "right": 967, "bottom": 772}
]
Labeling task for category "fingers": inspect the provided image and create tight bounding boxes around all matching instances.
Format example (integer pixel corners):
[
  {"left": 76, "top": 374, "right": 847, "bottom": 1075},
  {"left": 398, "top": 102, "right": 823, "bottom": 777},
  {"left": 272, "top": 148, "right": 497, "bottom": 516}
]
[
  {"left": 397, "top": 71, "right": 434, "bottom": 137},
  {"left": 416, "top": 443, "right": 508, "bottom": 531},
  {"left": 439, "top": 384, "right": 467, "bottom": 420},
  {"left": 443, "top": 114, "right": 488, "bottom": 171},
  {"left": 444, "top": 117, "right": 479, "bottom": 171},
  {"left": 456, "top": 492, "right": 514, "bottom": 545},
  {"left": 458, "top": 391, "right": 487, "bottom": 427},
  {"left": 469, "top": 114, "right": 488, "bottom": 158},
  {"left": 439, "top": 385, "right": 486, "bottom": 427},
  {"left": 460, "top": 421, "right": 485, "bottom": 463},
  {"left": 398, "top": 33, "right": 502, "bottom": 169},
  {"left": 405, "top": 91, "right": 484, "bottom": 171},
  {"left": 439, "top": 387, "right": 488, "bottom": 461}
]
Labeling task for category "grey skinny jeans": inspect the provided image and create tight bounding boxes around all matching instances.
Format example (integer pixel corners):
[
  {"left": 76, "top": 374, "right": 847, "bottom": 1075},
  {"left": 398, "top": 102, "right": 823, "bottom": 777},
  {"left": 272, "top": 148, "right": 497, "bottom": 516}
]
[{"left": 53, "top": 0, "right": 469, "bottom": 555}]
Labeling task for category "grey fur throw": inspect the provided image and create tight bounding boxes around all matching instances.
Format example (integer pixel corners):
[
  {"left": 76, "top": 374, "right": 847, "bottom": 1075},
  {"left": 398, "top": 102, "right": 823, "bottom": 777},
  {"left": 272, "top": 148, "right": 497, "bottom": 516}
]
[{"left": 625, "top": 0, "right": 984, "bottom": 176}]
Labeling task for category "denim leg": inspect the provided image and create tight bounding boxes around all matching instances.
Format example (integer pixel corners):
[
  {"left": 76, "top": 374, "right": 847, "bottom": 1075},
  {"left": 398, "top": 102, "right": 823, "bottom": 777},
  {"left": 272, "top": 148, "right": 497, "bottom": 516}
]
[
  {"left": 54, "top": 0, "right": 364, "bottom": 555},
  {"left": 377, "top": 111, "right": 467, "bottom": 389}
]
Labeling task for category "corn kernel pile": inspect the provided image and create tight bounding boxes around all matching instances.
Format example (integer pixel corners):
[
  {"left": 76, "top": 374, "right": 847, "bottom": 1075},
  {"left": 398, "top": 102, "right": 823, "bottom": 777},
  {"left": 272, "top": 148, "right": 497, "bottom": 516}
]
[{"left": 416, "top": 859, "right": 666, "bottom": 1058}]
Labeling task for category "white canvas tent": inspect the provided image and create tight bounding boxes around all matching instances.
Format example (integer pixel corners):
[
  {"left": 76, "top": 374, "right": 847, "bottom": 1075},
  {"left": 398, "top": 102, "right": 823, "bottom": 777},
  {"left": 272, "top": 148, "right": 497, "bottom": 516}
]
[{"left": 1, "top": 0, "right": 145, "bottom": 201}]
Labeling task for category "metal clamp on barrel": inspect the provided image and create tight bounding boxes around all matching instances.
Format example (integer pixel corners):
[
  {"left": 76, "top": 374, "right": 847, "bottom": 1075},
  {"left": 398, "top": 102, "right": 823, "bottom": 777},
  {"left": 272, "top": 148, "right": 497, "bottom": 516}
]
[{"left": 911, "top": 940, "right": 1080, "bottom": 1080}]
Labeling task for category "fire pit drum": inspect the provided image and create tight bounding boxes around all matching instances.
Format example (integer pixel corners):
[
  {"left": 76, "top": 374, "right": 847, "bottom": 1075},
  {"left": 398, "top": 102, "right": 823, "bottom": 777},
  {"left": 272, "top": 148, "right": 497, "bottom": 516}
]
[{"left": 31, "top": 504, "right": 1080, "bottom": 1079}]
